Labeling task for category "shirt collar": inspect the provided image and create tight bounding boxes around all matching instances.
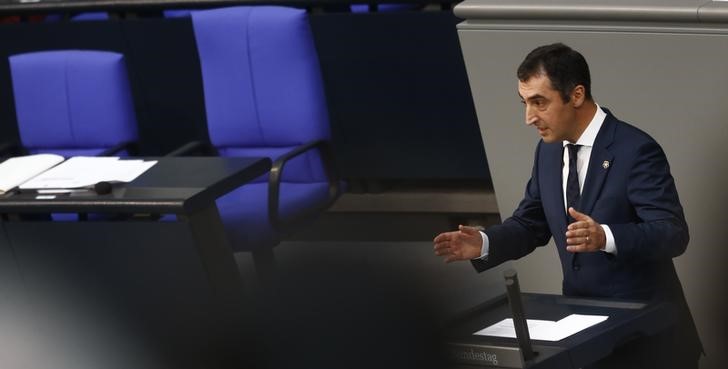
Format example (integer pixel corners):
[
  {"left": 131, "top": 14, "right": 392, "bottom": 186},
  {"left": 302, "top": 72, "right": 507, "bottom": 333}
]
[{"left": 563, "top": 104, "right": 606, "bottom": 148}]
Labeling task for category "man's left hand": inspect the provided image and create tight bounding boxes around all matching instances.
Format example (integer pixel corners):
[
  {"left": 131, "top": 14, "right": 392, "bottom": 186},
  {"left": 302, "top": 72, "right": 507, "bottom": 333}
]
[{"left": 565, "top": 207, "right": 606, "bottom": 252}]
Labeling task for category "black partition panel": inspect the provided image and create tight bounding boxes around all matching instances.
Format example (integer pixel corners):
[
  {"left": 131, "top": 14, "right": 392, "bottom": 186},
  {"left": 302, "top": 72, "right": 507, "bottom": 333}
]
[
  {"left": 121, "top": 18, "right": 210, "bottom": 155},
  {"left": 0, "top": 11, "right": 489, "bottom": 181},
  {"left": 310, "top": 11, "right": 489, "bottom": 180}
]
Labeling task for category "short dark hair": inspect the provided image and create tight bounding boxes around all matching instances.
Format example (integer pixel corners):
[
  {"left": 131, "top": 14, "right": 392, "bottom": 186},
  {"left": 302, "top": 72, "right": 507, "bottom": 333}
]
[{"left": 517, "top": 43, "right": 592, "bottom": 103}]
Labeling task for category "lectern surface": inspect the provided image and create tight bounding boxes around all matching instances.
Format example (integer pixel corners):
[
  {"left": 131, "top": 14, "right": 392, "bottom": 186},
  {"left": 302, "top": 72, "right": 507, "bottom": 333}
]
[{"left": 446, "top": 293, "right": 674, "bottom": 369}]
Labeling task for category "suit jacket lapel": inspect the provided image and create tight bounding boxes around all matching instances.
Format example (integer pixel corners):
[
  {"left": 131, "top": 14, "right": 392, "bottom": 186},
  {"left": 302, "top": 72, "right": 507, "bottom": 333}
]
[{"left": 579, "top": 112, "right": 616, "bottom": 216}]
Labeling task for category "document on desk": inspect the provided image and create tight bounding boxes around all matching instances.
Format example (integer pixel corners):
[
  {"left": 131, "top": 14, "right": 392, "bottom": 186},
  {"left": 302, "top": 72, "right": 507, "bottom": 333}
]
[
  {"left": 473, "top": 314, "right": 608, "bottom": 342},
  {"left": 0, "top": 153, "right": 65, "bottom": 194},
  {"left": 19, "top": 156, "right": 157, "bottom": 190}
]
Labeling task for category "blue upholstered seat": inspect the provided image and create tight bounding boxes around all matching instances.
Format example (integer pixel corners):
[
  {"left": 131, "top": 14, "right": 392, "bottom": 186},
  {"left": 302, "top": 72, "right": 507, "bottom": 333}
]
[
  {"left": 188, "top": 6, "right": 339, "bottom": 253},
  {"left": 9, "top": 50, "right": 138, "bottom": 158}
]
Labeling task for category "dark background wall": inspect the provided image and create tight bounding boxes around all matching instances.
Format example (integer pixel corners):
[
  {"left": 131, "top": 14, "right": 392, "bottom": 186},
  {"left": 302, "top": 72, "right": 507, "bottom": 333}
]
[{"left": 310, "top": 11, "right": 487, "bottom": 180}]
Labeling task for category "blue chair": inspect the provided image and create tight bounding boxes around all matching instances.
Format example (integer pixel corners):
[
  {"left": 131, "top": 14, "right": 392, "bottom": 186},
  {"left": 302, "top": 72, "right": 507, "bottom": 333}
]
[
  {"left": 9, "top": 50, "right": 139, "bottom": 222},
  {"left": 178, "top": 6, "right": 340, "bottom": 262},
  {"left": 163, "top": 9, "right": 193, "bottom": 18},
  {"left": 8, "top": 50, "right": 138, "bottom": 158},
  {"left": 43, "top": 12, "right": 110, "bottom": 22},
  {"left": 350, "top": 4, "right": 420, "bottom": 12},
  {"left": 70, "top": 12, "right": 110, "bottom": 21}
]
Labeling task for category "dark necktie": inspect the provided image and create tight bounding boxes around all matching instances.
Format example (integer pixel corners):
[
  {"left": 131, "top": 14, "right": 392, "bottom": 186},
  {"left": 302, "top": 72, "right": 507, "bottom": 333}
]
[{"left": 566, "top": 144, "right": 581, "bottom": 223}]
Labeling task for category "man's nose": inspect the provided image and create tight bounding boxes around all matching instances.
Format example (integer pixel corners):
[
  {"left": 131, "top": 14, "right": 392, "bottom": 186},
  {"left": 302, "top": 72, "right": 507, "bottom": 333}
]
[{"left": 525, "top": 105, "right": 538, "bottom": 125}]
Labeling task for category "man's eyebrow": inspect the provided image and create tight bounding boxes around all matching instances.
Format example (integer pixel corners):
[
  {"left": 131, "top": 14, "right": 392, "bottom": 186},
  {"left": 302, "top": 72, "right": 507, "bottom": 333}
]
[{"left": 518, "top": 93, "right": 546, "bottom": 101}]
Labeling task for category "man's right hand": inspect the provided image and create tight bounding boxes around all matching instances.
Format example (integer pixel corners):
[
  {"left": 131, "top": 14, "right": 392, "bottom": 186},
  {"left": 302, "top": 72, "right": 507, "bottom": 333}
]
[{"left": 433, "top": 225, "right": 483, "bottom": 263}]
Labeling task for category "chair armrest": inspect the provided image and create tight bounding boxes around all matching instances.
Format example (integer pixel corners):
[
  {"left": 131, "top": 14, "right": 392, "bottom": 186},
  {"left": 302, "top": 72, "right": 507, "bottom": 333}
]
[
  {"left": 98, "top": 141, "right": 138, "bottom": 156},
  {"left": 164, "top": 141, "right": 216, "bottom": 157},
  {"left": 268, "top": 139, "right": 341, "bottom": 233}
]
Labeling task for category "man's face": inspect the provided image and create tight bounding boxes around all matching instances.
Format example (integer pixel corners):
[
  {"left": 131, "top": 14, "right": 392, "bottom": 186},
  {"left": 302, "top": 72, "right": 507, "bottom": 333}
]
[{"left": 518, "top": 74, "right": 578, "bottom": 143}]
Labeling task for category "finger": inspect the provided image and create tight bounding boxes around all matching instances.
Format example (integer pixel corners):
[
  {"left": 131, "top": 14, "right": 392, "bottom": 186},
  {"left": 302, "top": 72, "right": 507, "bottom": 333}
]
[
  {"left": 566, "top": 228, "right": 591, "bottom": 241},
  {"left": 458, "top": 225, "right": 482, "bottom": 236},
  {"left": 566, "top": 245, "right": 585, "bottom": 253},
  {"left": 433, "top": 240, "right": 450, "bottom": 252},
  {"left": 564, "top": 228, "right": 591, "bottom": 239},
  {"left": 568, "top": 207, "right": 591, "bottom": 222},
  {"left": 433, "top": 232, "right": 452, "bottom": 243},
  {"left": 567, "top": 221, "right": 585, "bottom": 231},
  {"left": 565, "top": 236, "right": 586, "bottom": 245},
  {"left": 565, "top": 228, "right": 589, "bottom": 239},
  {"left": 567, "top": 218, "right": 591, "bottom": 230}
]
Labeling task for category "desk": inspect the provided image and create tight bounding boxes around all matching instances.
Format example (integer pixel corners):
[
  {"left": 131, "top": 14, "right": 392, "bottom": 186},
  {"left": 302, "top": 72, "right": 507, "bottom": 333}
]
[
  {"left": 0, "top": 156, "right": 270, "bottom": 369},
  {"left": 0, "top": 156, "right": 269, "bottom": 214},
  {"left": 446, "top": 293, "right": 674, "bottom": 369}
]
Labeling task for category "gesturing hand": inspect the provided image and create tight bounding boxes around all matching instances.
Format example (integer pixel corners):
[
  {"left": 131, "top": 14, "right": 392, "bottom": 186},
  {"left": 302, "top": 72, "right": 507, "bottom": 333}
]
[
  {"left": 433, "top": 225, "right": 483, "bottom": 263},
  {"left": 565, "top": 207, "right": 606, "bottom": 253}
]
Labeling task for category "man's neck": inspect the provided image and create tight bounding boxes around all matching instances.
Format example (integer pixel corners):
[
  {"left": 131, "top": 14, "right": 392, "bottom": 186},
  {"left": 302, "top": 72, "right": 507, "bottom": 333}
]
[{"left": 570, "top": 100, "right": 598, "bottom": 143}]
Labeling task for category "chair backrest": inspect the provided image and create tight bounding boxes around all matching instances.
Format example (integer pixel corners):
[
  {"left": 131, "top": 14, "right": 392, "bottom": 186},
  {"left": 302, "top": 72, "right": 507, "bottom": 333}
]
[
  {"left": 163, "top": 9, "right": 193, "bottom": 18},
  {"left": 191, "top": 6, "right": 330, "bottom": 183},
  {"left": 43, "top": 12, "right": 110, "bottom": 22},
  {"left": 71, "top": 12, "right": 110, "bottom": 21},
  {"left": 350, "top": 4, "right": 420, "bottom": 12},
  {"left": 9, "top": 50, "right": 138, "bottom": 157}
]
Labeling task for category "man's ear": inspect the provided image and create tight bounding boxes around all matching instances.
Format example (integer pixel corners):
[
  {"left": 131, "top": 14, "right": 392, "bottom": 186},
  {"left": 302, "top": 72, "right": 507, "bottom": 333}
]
[{"left": 571, "top": 85, "right": 586, "bottom": 108}]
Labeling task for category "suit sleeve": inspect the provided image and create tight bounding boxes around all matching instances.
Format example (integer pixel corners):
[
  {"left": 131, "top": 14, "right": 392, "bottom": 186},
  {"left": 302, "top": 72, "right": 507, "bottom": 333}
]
[
  {"left": 472, "top": 142, "right": 553, "bottom": 272},
  {"left": 609, "top": 140, "right": 689, "bottom": 262}
]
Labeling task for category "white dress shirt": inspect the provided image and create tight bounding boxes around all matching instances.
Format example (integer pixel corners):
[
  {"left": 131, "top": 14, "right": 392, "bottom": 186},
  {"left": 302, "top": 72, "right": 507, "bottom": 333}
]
[{"left": 478, "top": 104, "right": 617, "bottom": 259}]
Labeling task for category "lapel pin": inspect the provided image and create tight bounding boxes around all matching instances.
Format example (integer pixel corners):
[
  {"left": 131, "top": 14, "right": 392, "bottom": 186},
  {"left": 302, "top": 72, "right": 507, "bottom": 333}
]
[{"left": 602, "top": 160, "right": 610, "bottom": 169}]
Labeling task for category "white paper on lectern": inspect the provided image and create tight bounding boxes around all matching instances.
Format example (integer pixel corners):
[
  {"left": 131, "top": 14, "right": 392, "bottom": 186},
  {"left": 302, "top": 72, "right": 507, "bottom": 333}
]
[
  {"left": 473, "top": 314, "right": 608, "bottom": 342},
  {"left": 0, "top": 154, "right": 65, "bottom": 194},
  {"left": 19, "top": 156, "right": 157, "bottom": 190}
]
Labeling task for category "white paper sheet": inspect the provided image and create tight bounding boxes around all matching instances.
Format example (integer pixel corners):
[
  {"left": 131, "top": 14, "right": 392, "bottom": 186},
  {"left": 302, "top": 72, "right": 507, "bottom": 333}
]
[
  {"left": 0, "top": 154, "right": 65, "bottom": 194},
  {"left": 473, "top": 314, "right": 608, "bottom": 342},
  {"left": 19, "top": 157, "right": 157, "bottom": 190}
]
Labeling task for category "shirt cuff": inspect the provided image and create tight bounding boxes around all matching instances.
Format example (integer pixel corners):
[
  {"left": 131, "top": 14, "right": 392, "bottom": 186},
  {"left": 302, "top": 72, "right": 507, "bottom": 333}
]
[
  {"left": 601, "top": 224, "right": 617, "bottom": 254},
  {"left": 476, "top": 230, "right": 489, "bottom": 260}
]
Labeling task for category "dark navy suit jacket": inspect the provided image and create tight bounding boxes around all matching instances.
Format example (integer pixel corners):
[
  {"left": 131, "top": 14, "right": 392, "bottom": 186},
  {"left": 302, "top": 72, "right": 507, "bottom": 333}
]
[{"left": 473, "top": 110, "right": 702, "bottom": 360}]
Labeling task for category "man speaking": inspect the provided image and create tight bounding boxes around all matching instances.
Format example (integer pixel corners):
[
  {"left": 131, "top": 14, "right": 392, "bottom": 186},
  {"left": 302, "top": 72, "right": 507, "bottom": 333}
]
[{"left": 433, "top": 43, "right": 702, "bottom": 368}]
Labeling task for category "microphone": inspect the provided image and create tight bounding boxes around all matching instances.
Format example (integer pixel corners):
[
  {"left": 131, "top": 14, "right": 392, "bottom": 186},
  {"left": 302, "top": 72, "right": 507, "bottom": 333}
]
[
  {"left": 94, "top": 181, "right": 113, "bottom": 195},
  {"left": 504, "top": 269, "right": 536, "bottom": 361}
]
